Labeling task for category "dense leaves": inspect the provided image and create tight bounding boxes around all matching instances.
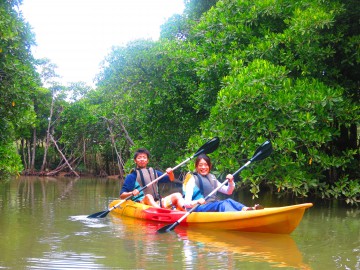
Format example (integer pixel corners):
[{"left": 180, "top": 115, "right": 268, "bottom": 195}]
[
  {"left": 95, "top": 39, "right": 203, "bottom": 169},
  {"left": 0, "top": 0, "right": 38, "bottom": 177},
  {"left": 178, "top": 0, "right": 359, "bottom": 203},
  {"left": 1, "top": 0, "right": 358, "bottom": 204},
  {"left": 201, "top": 59, "right": 357, "bottom": 200}
]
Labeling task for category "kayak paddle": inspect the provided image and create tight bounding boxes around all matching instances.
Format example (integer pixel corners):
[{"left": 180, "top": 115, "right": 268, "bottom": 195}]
[
  {"left": 157, "top": 140, "right": 273, "bottom": 233},
  {"left": 87, "top": 137, "right": 220, "bottom": 218}
]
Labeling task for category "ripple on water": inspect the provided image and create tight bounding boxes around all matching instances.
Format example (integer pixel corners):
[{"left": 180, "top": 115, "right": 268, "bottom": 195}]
[
  {"left": 27, "top": 252, "right": 110, "bottom": 269},
  {"left": 68, "top": 215, "right": 108, "bottom": 228}
]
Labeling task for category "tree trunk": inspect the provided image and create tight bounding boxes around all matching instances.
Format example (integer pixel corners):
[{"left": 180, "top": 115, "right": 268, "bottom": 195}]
[
  {"left": 30, "top": 128, "right": 36, "bottom": 171},
  {"left": 27, "top": 139, "right": 31, "bottom": 171},
  {"left": 118, "top": 117, "right": 134, "bottom": 146},
  {"left": 50, "top": 134, "right": 80, "bottom": 177},
  {"left": 104, "top": 118, "right": 124, "bottom": 178},
  {"left": 41, "top": 97, "right": 55, "bottom": 172},
  {"left": 21, "top": 139, "right": 28, "bottom": 171},
  {"left": 83, "top": 138, "right": 86, "bottom": 170}
]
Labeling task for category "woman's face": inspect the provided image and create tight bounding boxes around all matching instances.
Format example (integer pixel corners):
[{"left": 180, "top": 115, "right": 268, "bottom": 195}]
[
  {"left": 196, "top": 158, "right": 210, "bottom": 176},
  {"left": 134, "top": 153, "right": 149, "bottom": 169}
]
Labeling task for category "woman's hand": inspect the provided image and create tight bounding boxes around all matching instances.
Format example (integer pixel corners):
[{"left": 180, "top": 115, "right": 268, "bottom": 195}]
[
  {"left": 197, "top": 198, "right": 206, "bottom": 205},
  {"left": 184, "top": 198, "right": 206, "bottom": 209},
  {"left": 226, "top": 174, "right": 234, "bottom": 184},
  {"left": 132, "top": 189, "right": 139, "bottom": 196}
]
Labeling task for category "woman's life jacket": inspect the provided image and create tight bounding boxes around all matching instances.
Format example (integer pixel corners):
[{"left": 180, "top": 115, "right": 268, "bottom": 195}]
[{"left": 183, "top": 172, "right": 218, "bottom": 203}]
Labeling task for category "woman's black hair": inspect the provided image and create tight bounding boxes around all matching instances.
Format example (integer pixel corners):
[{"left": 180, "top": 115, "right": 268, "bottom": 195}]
[{"left": 195, "top": 154, "right": 212, "bottom": 169}]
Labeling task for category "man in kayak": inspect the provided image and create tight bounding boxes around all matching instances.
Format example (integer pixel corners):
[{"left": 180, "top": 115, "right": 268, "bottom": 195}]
[
  {"left": 183, "top": 154, "right": 263, "bottom": 212},
  {"left": 120, "top": 148, "right": 185, "bottom": 211}
]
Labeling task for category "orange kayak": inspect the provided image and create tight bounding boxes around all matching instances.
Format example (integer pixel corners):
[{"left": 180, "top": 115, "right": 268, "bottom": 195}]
[{"left": 108, "top": 200, "right": 313, "bottom": 234}]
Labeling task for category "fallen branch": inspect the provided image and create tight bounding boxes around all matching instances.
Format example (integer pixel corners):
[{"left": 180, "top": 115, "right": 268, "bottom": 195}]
[{"left": 50, "top": 134, "right": 80, "bottom": 177}]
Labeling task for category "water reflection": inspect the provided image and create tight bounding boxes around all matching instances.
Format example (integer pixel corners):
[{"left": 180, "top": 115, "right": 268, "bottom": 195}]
[
  {"left": 15, "top": 176, "right": 78, "bottom": 204},
  {"left": 1, "top": 177, "right": 358, "bottom": 269},
  {"left": 109, "top": 215, "right": 311, "bottom": 269},
  {"left": 108, "top": 216, "right": 179, "bottom": 269},
  {"left": 180, "top": 230, "right": 311, "bottom": 269}
]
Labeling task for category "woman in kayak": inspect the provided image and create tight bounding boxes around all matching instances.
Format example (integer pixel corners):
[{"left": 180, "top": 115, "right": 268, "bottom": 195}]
[{"left": 183, "top": 154, "right": 263, "bottom": 212}]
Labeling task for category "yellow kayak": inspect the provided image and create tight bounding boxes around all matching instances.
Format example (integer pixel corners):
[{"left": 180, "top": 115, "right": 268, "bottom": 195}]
[{"left": 108, "top": 200, "right": 313, "bottom": 234}]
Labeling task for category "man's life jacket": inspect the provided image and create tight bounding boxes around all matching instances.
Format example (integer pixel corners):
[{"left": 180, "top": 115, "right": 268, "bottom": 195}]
[
  {"left": 135, "top": 168, "right": 160, "bottom": 200},
  {"left": 183, "top": 172, "right": 218, "bottom": 203}
]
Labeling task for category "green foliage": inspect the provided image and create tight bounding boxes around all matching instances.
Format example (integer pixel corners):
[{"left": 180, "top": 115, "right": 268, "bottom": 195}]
[
  {"left": 0, "top": 0, "right": 40, "bottom": 174},
  {"left": 188, "top": 0, "right": 359, "bottom": 107},
  {"left": 160, "top": 0, "right": 219, "bottom": 40},
  {"left": 196, "top": 58, "right": 358, "bottom": 202},
  {"left": 91, "top": 0, "right": 359, "bottom": 203},
  {"left": 96, "top": 39, "right": 203, "bottom": 169},
  {"left": 174, "top": 0, "right": 359, "bottom": 203},
  {"left": 58, "top": 100, "right": 100, "bottom": 145},
  {"left": 2, "top": 0, "right": 358, "bottom": 205},
  {"left": 0, "top": 140, "right": 23, "bottom": 178},
  {"left": 184, "top": 0, "right": 219, "bottom": 20},
  {"left": 318, "top": 176, "right": 360, "bottom": 205}
]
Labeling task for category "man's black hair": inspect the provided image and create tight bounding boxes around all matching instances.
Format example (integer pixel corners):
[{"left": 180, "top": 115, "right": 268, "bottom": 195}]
[{"left": 133, "top": 148, "right": 150, "bottom": 159}]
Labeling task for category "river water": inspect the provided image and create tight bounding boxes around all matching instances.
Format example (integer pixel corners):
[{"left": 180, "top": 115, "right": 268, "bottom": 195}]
[{"left": 0, "top": 176, "right": 358, "bottom": 269}]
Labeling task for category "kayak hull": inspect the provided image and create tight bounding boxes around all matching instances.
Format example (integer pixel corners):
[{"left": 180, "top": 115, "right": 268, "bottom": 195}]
[{"left": 108, "top": 200, "right": 313, "bottom": 234}]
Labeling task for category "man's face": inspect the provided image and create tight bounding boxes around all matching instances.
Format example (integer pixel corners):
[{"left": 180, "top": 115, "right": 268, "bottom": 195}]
[{"left": 135, "top": 153, "right": 149, "bottom": 169}]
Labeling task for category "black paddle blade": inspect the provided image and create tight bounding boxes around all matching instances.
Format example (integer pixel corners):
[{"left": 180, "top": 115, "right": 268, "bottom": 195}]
[
  {"left": 157, "top": 224, "right": 175, "bottom": 234},
  {"left": 194, "top": 137, "right": 220, "bottom": 157},
  {"left": 87, "top": 210, "right": 110, "bottom": 219},
  {"left": 250, "top": 140, "right": 273, "bottom": 162}
]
